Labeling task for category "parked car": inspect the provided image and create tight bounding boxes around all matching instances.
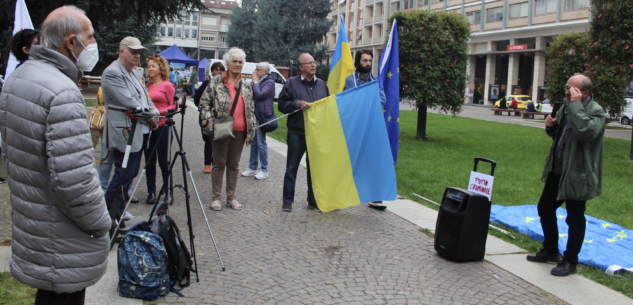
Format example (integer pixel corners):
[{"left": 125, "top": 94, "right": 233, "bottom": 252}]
[
  {"left": 540, "top": 99, "right": 553, "bottom": 113},
  {"left": 620, "top": 98, "right": 633, "bottom": 125},
  {"left": 493, "top": 95, "right": 532, "bottom": 109}
]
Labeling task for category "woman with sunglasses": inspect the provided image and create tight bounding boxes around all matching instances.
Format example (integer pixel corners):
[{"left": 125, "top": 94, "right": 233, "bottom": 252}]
[
  {"left": 8, "top": 29, "right": 41, "bottom": 69},
  {"left": 194, "top": 61, "right": 226, "bottom": 173},
  {"left": 144, "top": 55, "right": 177, "bottom": 205}
]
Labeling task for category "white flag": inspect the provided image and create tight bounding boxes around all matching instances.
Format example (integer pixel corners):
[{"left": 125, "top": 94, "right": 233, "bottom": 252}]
[{"left": 4, "top": 0, "right": 34, "bottom": 80}]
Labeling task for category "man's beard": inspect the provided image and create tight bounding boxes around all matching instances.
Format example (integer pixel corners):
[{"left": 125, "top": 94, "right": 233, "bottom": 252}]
[{"left": 357, "top": 65, "right": 371, "bottom": 74}]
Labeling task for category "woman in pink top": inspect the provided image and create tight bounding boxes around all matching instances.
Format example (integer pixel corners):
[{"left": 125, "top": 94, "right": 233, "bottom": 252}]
[{"left": 144, "top": 55, "right": 177, "bottom": 205}]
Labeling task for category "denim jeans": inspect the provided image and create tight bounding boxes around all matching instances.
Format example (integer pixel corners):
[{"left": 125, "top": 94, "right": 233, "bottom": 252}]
[
  {"left": 282, "top": 133, "right": 315, "bottom": 204},
  {"left": 145, "top": 126, "right": 171, "bottom": 194},
  {"left": 104, "top": 134, "right": 147, "bottom": 213},
  {"left": 538, "top": 173, "right": 587, "bottom": 264},
  {"left": 98, "top": 141, "right": 114, "bottom": 194},
  {"left": 248, "top": 119, "right": 268, "bottom": 171}
]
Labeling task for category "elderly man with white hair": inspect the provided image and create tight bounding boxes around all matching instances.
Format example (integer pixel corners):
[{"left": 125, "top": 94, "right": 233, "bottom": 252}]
[
  {"left": 200, "top": 47, "right": 257, "bottom": 211},
  {"left": 241, "top": 62, "right": 275, "bottom": 180},
  {"left": 0, "top": 5, "right": 110, "bottom": 303}
]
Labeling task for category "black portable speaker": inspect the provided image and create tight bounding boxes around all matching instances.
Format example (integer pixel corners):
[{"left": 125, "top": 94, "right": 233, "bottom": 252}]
[{"left": 434, "top": 187, "right": 491, "bottom": 261}]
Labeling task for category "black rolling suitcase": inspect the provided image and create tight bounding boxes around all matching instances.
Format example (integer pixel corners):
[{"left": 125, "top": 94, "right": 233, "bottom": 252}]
[{"left": 434, "top": 158, "right": 496, "bottom": 261}]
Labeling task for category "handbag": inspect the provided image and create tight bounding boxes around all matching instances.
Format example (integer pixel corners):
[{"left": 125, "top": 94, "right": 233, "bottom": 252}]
[
  {"left": 88, "top": 87, "right": 106, "bottom": 134},
  {"left": 258, "top": 111, "right": 278, "bottom": 133},
  {"left": 213, "top": 82, "right": 241, "bottom": 140}
]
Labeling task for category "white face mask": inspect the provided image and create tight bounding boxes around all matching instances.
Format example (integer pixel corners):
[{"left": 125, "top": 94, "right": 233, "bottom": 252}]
[{"left": 71, "top": 38, "right": 99, "bottom": 72}]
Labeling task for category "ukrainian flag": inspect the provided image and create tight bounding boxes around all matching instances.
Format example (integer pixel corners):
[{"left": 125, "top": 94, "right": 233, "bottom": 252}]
[
  {"left": 305, "top": 81, "right": 397, "bottom": 213},
  {"left": 327, "top": 16, "right": 354, "bottom": 95}
]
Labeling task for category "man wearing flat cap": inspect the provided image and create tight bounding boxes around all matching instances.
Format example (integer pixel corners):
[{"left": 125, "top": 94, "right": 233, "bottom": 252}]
[{"left": 102, "top": 36, "right": 159, "bottom": 220}]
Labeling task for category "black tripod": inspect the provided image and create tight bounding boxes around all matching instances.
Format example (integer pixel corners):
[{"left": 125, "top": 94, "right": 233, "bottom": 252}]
[{"left": 147, "top": 96, "right": 226, "bottom": 277}]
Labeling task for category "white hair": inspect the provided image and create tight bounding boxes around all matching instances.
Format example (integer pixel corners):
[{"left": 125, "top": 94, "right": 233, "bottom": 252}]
[
  {"left": 41, "top": 5, "right": 86, "bottom": 50},
  {"left": 256, "top": 62, "right": 270, "bottom": 72},
  {"left": 223, "top": 47, "right": 246, "bottom": 67}
]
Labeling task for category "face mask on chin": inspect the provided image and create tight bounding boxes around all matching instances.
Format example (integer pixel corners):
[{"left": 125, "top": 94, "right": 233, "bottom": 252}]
[{"left": 70, "top": 37, "right": 99, "bottom": 72}]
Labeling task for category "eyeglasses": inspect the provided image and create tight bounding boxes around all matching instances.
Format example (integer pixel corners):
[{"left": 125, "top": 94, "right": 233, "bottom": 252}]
[
  {"left": 128, "top": 48, "right": 143, "bottom": 55},
  {"left": 299, "top": 61, "right": 316, "bottom": 66},
  {"left": 213, "top": 67, "right": 225, "bottom": 71}
]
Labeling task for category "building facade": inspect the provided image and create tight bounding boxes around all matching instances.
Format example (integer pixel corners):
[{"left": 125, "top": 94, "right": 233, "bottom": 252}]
[
  {"left": 327, "top": 0, "right": 591, "bottom": 106},
  {"left": 153, "top": 0, "right": 238, "bottom": 60}
]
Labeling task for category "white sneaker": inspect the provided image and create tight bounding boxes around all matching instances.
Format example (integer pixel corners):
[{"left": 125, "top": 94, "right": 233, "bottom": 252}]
[
  {"left": 254, "top": 170, "right": 269, "bottom": 180},
  {"left": 241, "top": 168, "right": 258, "bottom": 177},
  {"left": 122, "top": 211, "right": 136, "bottom": 221}
]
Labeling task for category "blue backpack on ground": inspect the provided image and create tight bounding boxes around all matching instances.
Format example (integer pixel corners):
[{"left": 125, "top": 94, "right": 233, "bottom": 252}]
[{"left": 117, "top": 222, "right": 170, "bottom": 301}]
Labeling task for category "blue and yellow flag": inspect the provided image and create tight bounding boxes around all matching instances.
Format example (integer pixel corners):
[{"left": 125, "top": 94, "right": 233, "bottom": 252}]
[
  {"left": 378, "top": 20, "right": 400, "bottom": 165},
  {"left": 305, "top": 81, "right": 397, "bottom": 213},
  {"left": 327, "top": 16, "right": 354, "bottom": 95}
]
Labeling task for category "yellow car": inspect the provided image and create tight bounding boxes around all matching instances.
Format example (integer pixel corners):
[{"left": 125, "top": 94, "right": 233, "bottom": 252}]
[{"left": 493, "top": 95, "right": 532, "bottom": 109}]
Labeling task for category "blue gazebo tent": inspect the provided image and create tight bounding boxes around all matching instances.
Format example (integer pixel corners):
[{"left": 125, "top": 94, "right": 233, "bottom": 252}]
[
  {"left": 158, "top": 44, "right": 199, "bottom": 67},
  {"left": 198, "top": 58, "right": 208, "bottom": 81}
]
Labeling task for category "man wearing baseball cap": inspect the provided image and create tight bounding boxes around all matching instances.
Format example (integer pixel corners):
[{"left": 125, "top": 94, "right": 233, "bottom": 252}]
[{"left": 101, "top": 36, "right": 159, "bottom": 220}]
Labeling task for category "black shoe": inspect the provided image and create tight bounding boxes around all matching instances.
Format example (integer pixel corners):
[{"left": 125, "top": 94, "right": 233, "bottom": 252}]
[
  {"left": 0, "top": 177, "right": 6, "bottom": 184},
  {"left": 145, "top": 193, "right": 156, "bottom": 205},
  {"left": 130, "top": 196, "right": 139, "bottom": 204},
  {"left": 551, "top": 259, "right": 577, "bottom": 276},
  {"left": 161, "top": 194, "right": 174, "bottom": 206},
  {"left": 527, "top": 248, "right": 561, "bottom": 263},
  {"left": 282, "top": 202, "right": 292, "bottom": 212},
  {"left": 368, "top": 202, "right": 387, "bottom": 210},
  {"left": 308, "top": 202, "right": 320, "bottom": 212}
]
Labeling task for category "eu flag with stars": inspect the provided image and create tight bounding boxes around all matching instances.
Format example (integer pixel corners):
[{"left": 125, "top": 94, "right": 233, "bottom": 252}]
[{"left": 378, "top": 20, "right": 399, "bottom": 165}]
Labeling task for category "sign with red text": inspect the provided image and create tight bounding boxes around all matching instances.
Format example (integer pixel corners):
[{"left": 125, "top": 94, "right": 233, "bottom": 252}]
[
  {"left": 468, "top": 171, "right": 494, "bottom": 200},
  {"left": 507, "top": 44, "right": 527, "bottom": 51}
]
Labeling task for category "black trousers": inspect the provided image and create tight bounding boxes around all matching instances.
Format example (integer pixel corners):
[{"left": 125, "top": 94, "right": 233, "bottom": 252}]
[
  {"left": 537, "top": 173, "right": 587, "bottom": 264},
  {"left": 203, "top": 132, "right": 213, "bottom": 166},
  {"left": 35, "top": 288, "right": 85, "bottom": 305}
]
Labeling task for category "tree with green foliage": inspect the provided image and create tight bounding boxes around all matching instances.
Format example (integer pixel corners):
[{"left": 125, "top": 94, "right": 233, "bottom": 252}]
[
  {"left": 251, "top": 0, "right": 332, "bottom": 67},
  {"left": 545, "top": 32, "right": 591, "bottom": 104},
  {"left": 389, "top": 10, "right": 470, "bottom": 140},
  {"left": 588, "top": 0, "right": 633, "bottom": 115},
  {"left": 0, "top": 0, "right": 205, "bottom": 74},
  {"left": 226, "top": 0, "right": 259, "bottom": 62}
]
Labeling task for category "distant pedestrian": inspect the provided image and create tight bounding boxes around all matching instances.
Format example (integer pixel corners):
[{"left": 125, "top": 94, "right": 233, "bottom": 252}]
[
  {"left": 278, "top": 53, "right": 329, "bottom": 212},
  {"left": 170, "top": 67, "right": 176, "bottom": 87},
  {"left": 527, "top": 74, "right": 605, "bottom": 277},
  {"left": 195, "top": 62, "right": 225, "bottom": 173},
  {"left": 8, "top": 29, "right": 41, "bottom": 69},
  {"left": 189, "top": 65, "right": 199, "bottom": 95},
  {"left": 241, "top": 62, "right": 275, "bottom": 180},
  {"left": 0, "top": 6, "right": 110, "bottom": 303},
  {"left": 342, "top": 50, "right": 387, "bottom": 211}
]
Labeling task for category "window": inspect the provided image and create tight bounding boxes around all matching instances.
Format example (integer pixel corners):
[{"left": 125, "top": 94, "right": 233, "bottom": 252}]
[
  {"left": 357, "top": 31, "right": 362, "bottom": 40},
  {"left": 510, "top": 3, "right": 529, "bottom": 18},
  {"left": 201, "top": 36, "right": 216, "bottom": 41},
  {"left": 486, "top": 7, "right": 503, "bottom": 22},
  {"left": 273, "top": 73, "right": 284, "bottom": 84},
  {"left": 404, "top": 0, "right": 414, "bottom": 10},
  {"left": 184, "top": 29, "right": 190, "bottom": 38},
  {"left": 565, "top": 0, "right": 589, "bottom": 11},
  {"left": 160, "top": 26, "right": 166, "bottom": 36},
  {"left": 167, "top": 27, "right": 173, "bottom": 37},
  {"left": 185, "top": 14, "right": 191, "bottom": 26},
  {"left": 466, "top": 11, "right": 481, "bottom": 24},
  {"left": 177, "top": 18, "right": 182, "bottom": 25},
  {"left": 391, "top": 2, "right": 400, "bottom": 12},
  {"left": 419, "top": 0, "right": 429, "bottom": 5},
  {"left": 192, "top": 14, "right": 198, "bottom": 26},
  {"left": 535, "top": 0, "right": 557, "bottom": 14},
  {"left": 176, "top": 28, "right": 181, "bottom": 37},
  {"left": 432, "top": 0, "right": 443, "bottom": 4},
  {"left": 220, "top": 36, "right": 226, "bottom": 46},
  {"left": 192, "top": 29, "right": 197, "bottom": 38}
]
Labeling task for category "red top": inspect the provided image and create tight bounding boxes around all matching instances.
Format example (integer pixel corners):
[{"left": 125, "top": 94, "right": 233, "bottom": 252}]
[
  {"left": 511, "top": 99, "right": 518, "bottom": 109},
  {"left": 227, "top": 81, "right": 246, "bottom": 131},
  {"left": 147, "top": 81, "right": 177, "bottom": 125}
]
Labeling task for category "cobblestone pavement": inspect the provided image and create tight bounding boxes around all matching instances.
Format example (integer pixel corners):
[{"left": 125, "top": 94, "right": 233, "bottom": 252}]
[{"left": 121, "top": 104, "right": 556, "bottom": 305}]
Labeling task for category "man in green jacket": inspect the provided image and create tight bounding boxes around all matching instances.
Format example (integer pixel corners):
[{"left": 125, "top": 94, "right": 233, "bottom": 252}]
[{"left": 527, "top": 74, "right": 605, "bottom": 276}]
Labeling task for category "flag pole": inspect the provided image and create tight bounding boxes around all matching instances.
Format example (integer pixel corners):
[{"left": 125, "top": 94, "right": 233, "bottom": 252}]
[{"left": 255, "top": 109, "right": 301, "bottom": 129}]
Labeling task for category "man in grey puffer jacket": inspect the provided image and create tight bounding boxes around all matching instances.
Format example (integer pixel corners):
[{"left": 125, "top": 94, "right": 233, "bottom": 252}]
[{"left": 0, "top": 6, "right": 110, "bottom": 303}]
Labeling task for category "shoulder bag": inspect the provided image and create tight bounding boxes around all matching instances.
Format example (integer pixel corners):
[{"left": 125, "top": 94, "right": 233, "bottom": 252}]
[
  {"left": 88, "top": 88, "right": 106, "bottom": 133},
  {"left": 213, "top": 81, "right": 241, "bottom": 140}
]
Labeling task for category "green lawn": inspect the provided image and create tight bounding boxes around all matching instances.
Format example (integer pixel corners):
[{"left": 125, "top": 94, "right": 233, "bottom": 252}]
[
  {"left": 0, "top": 273, "right": 36, "bottom": 304},
  {"left": 85, "top": 98, "right": 96, "bottom": 108},
  {"left": 269, "top": 108, "right": 633, "bottom": 298}
]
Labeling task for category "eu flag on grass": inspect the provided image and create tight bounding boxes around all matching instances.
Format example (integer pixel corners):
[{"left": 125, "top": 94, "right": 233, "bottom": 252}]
[
  {"left": 378, "top": 20, "right": 400, "bottom": 165},
  {"left": 305, "top": 81, "right": 397, "bottom": 213},
  {"left": 327, "top": 16, "right": 355, "bottom": 95}
]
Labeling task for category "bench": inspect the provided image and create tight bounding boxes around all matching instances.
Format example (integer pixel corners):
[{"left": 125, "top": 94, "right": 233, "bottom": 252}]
[
  {"left": 492, "top": 108, "right": 523, "bottom": 116},
  {"left": 522, "top": 111, "right": 551, "bottom": 119}
]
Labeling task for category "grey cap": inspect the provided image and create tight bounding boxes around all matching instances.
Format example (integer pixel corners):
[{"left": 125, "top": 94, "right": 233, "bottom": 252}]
[{"left": 119, "top": 36, "right": 146, "bottom": 50}]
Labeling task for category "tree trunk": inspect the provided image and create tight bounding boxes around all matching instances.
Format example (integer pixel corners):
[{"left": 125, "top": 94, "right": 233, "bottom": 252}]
[{"left": 416, "top": 105, "right": 429, "bottom": 140}]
